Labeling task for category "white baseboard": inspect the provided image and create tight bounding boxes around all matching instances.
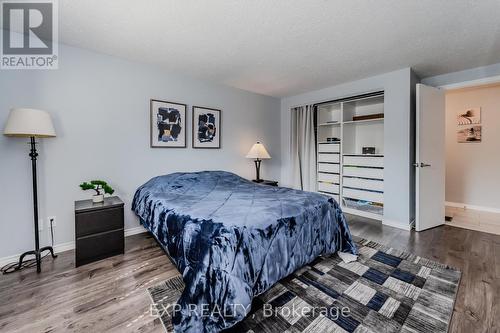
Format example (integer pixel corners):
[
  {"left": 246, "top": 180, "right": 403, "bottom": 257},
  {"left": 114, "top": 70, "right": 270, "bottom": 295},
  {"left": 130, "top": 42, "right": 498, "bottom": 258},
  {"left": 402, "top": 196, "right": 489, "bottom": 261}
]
[
  {"left": 53, "top": 240, "right": 76, "bottom": 253},
  {"left": 124, "top": 226, "right": 147, "bottom": 237},
  {"left": 445, "top": 201, "right": 500, "bottom": 214},
  {"left": 0, "top": 225, "right": 147, "bottom": 268},
  {"left": 0, "top": 253, "right": 24, "bottom": 269},
  {"left": 382, "top": 219, "right": 412, "bottom": 231}
]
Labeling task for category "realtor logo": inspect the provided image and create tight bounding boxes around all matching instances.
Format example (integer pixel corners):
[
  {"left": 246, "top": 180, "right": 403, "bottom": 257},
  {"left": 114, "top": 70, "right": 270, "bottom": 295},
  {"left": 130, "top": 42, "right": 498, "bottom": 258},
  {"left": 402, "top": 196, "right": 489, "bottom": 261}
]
[{"left": 1, "top": 0, "right": 58, "bottom": 69}]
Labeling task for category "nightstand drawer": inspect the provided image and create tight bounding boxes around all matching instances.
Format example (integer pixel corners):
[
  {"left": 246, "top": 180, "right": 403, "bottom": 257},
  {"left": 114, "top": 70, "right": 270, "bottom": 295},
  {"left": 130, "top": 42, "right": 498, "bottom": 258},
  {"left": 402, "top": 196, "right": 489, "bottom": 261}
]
[
  {"left": 76, "top": 207, "right": 123, "bottom": 237},
  {"left": 76, "top": 229, "right": 124, "bottom": 267}
]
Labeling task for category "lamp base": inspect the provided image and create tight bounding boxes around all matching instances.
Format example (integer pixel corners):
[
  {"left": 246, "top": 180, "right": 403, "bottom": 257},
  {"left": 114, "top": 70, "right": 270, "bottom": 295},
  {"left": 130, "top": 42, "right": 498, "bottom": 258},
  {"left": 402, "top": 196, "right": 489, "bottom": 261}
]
[
  {"left": 1, "top": 137, "right": 58, "bottom": 275},
  {"left": 253, "top": 158, "right": 262, "bottom": 182},
  {"left": 16, "top": 246, "right": 57, "bottom": 273},
  {"left": 253, "top": 179, "right": 264, "bottom": 183}
]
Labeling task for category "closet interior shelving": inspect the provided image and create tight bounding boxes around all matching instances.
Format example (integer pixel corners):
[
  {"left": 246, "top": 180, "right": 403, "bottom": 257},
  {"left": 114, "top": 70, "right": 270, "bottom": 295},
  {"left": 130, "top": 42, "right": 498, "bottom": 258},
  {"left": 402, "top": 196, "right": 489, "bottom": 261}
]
[{"left": 316, "top": 92, "right": 384, "bottom": 220}]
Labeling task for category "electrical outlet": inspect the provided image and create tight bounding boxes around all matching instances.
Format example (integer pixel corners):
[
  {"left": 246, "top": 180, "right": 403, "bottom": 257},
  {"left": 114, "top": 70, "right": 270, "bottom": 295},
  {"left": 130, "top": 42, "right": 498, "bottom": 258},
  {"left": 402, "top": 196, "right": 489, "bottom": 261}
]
[
  {"left": 38, "top": 219, "right": 43, "bottom": 232},
  {"left": 48, "top": 216, "right": 57, "bottom": 227}
]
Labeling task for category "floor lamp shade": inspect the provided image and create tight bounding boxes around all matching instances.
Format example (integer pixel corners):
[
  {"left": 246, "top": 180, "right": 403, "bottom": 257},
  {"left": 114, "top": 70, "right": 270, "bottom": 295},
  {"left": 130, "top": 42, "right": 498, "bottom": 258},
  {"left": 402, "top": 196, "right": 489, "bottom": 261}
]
[{"left": 4, "top": 108, "right": 56, "bottom": 137}]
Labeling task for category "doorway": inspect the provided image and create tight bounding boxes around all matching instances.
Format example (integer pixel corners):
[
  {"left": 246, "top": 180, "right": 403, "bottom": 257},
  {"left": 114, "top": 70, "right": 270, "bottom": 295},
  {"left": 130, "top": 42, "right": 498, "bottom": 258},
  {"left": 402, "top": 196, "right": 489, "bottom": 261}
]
[{"left": 442, "top": 82, "right": 500, "bottom": 235}]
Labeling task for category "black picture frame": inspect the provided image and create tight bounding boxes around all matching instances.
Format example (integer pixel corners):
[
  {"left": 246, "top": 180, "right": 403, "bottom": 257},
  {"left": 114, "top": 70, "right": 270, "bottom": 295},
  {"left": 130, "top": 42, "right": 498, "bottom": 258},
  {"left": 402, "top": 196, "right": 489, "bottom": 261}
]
[
  {"left": 150, "top": 99, "right": 187, "bottom": 148},
  {"left": 192, "top": 106, "right": 221, "bottom": 149}
]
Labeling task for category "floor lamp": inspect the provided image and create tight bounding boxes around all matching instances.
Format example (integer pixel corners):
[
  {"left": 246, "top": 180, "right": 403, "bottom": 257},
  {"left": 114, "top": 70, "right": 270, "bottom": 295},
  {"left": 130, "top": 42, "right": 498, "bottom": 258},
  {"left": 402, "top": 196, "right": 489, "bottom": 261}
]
[{"left": 3, "top": 108, "right": 58, "bottom": 273}]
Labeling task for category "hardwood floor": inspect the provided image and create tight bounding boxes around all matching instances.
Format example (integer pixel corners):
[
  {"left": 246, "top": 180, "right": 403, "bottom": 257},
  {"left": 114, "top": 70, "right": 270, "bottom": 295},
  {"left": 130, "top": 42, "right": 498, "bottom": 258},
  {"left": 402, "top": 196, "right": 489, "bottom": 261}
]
[
  {"left": 0, "top": 215, "right": 499, "bottom": 333},
  {"left": 0, "top": 234, "right": 175, "bottom": 333},
  {"left": 346, "top": 215, "right": 500, "bottom": 333}
]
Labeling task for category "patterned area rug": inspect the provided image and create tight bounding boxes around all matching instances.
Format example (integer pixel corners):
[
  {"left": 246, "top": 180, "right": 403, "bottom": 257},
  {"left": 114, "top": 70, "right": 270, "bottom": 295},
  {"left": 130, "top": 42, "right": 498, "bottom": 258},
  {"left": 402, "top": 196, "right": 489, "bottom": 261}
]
[{"left": 148, "top": 237, "right": 461, "bottom": 333}]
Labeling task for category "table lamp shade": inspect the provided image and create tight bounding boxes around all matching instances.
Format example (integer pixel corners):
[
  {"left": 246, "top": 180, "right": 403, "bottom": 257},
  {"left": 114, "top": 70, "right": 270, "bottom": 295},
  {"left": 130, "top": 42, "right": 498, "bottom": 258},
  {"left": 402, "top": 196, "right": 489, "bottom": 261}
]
[
  {"left": 3, "top": 108, "right": 56, "bottom": 138},
  {"left": 246, "top": 142, "right": 271, "bottom": 159}
]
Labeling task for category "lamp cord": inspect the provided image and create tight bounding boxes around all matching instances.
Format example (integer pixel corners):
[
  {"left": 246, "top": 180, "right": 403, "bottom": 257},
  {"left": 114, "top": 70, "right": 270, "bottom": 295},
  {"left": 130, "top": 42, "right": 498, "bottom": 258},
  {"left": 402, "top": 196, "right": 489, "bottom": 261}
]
[{"left": 0, "top": 220, "right": 55, "bottom": 274}]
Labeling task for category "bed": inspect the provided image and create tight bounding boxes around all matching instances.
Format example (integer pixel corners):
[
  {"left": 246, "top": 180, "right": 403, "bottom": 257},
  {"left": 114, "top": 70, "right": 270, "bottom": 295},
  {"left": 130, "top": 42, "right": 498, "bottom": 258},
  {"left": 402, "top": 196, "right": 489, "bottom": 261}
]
[{"left": 132, "top": 171, "right": 356, "bottom": 333}]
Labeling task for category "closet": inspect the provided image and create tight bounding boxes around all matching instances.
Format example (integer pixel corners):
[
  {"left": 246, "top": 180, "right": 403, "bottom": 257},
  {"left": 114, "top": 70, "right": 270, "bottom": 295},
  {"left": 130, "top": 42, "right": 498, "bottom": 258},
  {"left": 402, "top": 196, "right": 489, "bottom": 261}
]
[{"left": 316, "top": 92, "right": 384, "bottom": 220}]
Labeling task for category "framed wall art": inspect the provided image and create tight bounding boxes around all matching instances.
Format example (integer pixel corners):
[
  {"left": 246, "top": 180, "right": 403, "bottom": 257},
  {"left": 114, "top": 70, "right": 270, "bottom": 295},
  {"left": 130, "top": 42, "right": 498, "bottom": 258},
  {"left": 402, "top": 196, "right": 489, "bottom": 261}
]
[
  {"left": 456, "top": 107, "right": 482, "bottom": 143},
  {"left": 192, "top": 106, "right": 221, "bottom": 149},
  {"left": 150, "top": 99, "right": 187, "bottom": 148},
  {"left": 457, "top": 126, "right": 482, "bottom": 143},
  {"left": 457, "top": 107, "right": 481, "bottom": 125}
]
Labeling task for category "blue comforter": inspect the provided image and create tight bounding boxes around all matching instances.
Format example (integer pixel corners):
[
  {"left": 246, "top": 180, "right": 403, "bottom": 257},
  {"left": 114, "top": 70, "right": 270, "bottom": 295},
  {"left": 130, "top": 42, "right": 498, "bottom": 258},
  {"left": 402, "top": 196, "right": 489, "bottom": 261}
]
[{"left": 132, "top": 171, "right": 356, "bottom": 332}]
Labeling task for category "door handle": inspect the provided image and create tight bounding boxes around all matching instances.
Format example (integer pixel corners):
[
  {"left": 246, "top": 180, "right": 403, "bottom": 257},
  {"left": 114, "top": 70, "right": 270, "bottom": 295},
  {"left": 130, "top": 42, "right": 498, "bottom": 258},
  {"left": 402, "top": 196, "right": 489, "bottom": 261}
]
[{"left": 414, "top": 162, "right": 431, "bottom": 168}]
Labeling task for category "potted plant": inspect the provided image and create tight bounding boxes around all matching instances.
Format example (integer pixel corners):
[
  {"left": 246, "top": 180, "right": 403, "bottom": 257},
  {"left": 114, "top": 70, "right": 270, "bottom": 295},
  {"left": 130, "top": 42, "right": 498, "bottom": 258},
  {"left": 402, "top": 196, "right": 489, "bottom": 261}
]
[{"left": 79, "top": 180, "right": 114, "bottom": 203}]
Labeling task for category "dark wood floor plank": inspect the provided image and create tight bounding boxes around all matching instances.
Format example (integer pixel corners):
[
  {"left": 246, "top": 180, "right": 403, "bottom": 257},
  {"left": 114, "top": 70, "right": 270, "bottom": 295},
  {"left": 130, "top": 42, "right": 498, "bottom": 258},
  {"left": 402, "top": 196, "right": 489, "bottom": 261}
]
[{"left": 1, "top": 216, "right": 499, "bottom": 332}]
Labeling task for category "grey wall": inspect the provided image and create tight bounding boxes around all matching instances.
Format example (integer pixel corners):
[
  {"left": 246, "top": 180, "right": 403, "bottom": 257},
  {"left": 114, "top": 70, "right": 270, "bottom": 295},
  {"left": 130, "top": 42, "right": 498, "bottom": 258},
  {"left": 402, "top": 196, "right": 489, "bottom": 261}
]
[
  {"left": 445, "top": 85, "right": 500, "bottom": 209},
  {"left": 0, "top": 44, "right": 281, "bottom": 258},
  {"left": 281, "top": 68, "right": 414, "bottom": 228}
]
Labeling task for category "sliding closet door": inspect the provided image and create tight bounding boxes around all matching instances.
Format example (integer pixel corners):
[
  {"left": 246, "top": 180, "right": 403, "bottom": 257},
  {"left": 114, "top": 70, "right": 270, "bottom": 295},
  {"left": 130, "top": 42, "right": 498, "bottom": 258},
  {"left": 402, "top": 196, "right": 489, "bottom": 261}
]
[{"left": 415, "top": 84, "right": 445, "bottom": 231}]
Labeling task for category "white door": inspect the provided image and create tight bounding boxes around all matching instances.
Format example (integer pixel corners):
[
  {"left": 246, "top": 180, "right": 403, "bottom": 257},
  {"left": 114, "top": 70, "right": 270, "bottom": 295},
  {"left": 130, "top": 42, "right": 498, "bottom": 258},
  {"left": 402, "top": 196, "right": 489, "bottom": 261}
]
[{"left": 415, "top": 84, "right": 445, "bottom": 231}]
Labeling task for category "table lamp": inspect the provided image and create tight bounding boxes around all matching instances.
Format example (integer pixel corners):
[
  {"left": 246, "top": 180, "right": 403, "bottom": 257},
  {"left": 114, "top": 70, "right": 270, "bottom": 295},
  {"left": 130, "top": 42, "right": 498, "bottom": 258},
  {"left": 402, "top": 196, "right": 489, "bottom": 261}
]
[{"left": 246, "top": 141, "right": 271, "bottom": 182}]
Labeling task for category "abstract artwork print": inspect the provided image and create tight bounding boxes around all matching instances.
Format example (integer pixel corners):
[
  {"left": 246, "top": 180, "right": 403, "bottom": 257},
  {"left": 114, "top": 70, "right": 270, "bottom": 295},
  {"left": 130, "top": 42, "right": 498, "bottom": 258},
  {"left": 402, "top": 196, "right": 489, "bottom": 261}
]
[
  {"left": 150, "top": 99, "right": 187, "bottom": 148},
  {"left": 193, "top": 106, "right": 221, "bottom": 148}
]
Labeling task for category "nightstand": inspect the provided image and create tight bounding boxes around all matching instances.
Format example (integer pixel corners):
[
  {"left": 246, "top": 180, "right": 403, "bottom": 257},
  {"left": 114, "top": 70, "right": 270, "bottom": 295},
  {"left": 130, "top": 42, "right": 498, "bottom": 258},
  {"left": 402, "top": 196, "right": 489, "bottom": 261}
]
[
  {"left": 252, "top": 179, "right": 279, "bottom": 187},
  {"left": 75, "top": 196, "right": 124, "bottom": 267}
]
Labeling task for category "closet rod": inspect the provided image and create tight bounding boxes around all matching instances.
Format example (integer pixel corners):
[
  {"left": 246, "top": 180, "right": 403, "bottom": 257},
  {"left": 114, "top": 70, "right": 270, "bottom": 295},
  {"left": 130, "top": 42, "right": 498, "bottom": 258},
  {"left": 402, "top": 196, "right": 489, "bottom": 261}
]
[{"left": 314, "top": 90, "right": 384, "bottom": 107}]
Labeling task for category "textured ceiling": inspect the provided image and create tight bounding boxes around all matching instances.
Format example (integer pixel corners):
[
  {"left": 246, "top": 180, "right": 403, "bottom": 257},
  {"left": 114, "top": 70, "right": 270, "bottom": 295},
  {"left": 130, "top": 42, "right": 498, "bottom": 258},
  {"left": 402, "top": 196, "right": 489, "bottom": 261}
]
[{"left": 59, "top": 1, "right": 500, "bottom": 97}]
